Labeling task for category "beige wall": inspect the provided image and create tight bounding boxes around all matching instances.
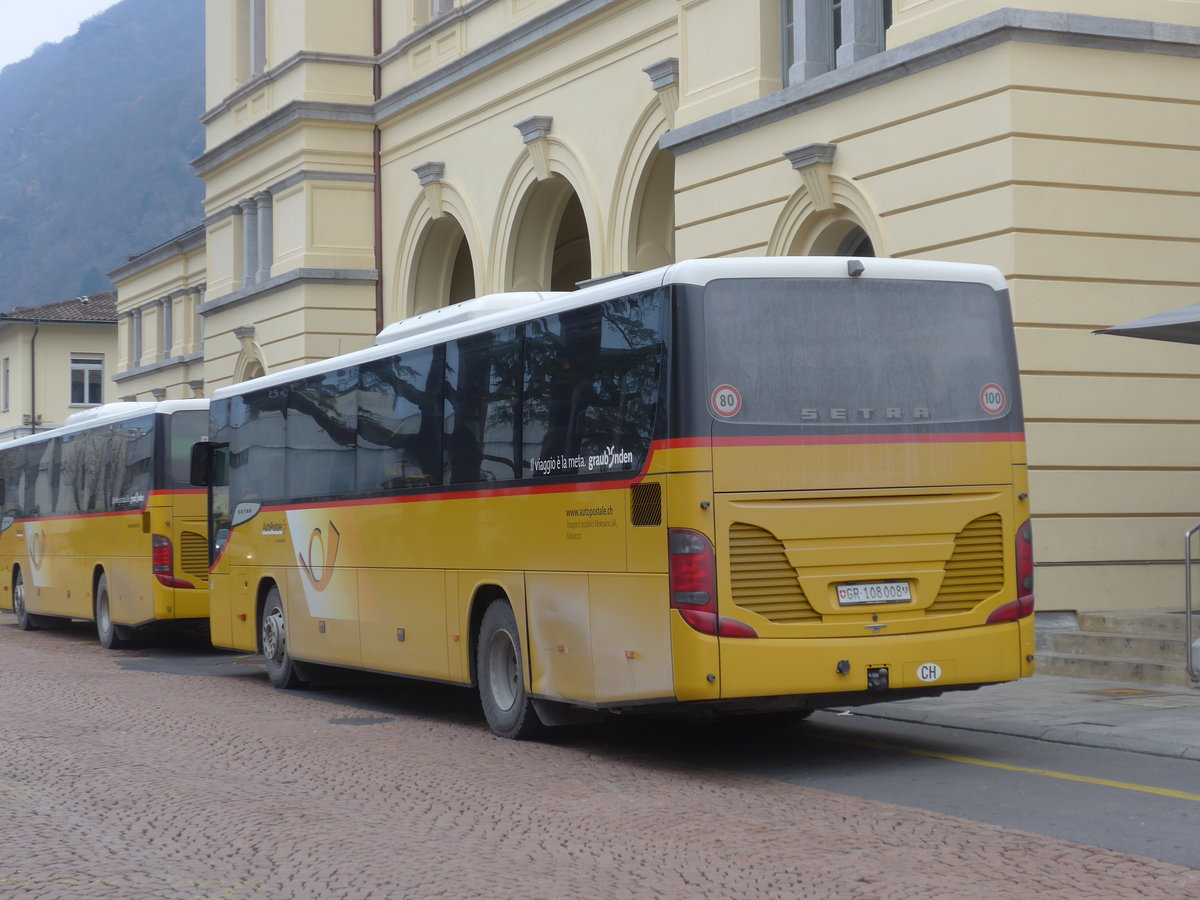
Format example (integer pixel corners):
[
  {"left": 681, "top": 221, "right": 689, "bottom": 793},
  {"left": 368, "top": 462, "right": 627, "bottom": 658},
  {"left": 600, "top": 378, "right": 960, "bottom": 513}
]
[
  {"left": 201, "top": 282, "right": 377, "bottom": 392},
  {"left": 888, "top": 0, "right": 1200, "bottom": 46}
]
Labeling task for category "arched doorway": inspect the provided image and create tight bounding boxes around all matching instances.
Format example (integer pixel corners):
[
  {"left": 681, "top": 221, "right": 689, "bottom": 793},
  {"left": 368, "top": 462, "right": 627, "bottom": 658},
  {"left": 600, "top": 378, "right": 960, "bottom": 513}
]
[
  {"left": 629, "top": 148, "right": 675, "bottom": 271},
  {"left": 509, "top": 177, "right": 593, "bottom": 292},
  {"left": 791, "top": 220, "right": 876, "bottom": 258},
  {"left": 550, "top": 193, "right": 591, "bottom": 291},
  {"left": 239, "top": 359, "right": 265, "bottom": 383},
  {"left": 412, "top": 215, "right": 477, "bottom": 314}
]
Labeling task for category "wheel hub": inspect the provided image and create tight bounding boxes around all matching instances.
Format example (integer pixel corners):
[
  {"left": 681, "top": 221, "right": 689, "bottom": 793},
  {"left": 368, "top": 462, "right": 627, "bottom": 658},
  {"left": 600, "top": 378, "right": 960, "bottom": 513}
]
[
  {"left": 487, "top": 629, "right": 519, "bottom": 712},
  {"left": 263, "top": 610, "right": 285, "bottom": 663}
]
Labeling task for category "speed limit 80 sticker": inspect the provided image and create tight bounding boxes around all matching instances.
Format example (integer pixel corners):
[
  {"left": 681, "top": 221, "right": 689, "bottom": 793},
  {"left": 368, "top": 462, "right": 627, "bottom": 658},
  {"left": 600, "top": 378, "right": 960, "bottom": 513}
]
[
  {"left": 979, "top": 383, "right": 1008, "bottom": 416},
  {"left": 711, "top": 384, "right": 743, "bottom": 418}
]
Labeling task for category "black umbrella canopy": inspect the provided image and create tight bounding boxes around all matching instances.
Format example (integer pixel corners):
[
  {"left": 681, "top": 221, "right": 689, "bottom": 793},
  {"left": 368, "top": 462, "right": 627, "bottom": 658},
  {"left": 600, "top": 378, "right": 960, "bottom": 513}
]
[{"left": 1096, "top": 300, "right": 1200, "bottom": 346}]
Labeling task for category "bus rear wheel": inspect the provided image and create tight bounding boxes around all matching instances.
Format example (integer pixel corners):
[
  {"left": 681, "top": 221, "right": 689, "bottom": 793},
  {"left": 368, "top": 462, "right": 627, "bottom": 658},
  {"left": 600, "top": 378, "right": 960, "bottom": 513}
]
[
  {"left": 477, "top": 600, "right": 543, "bottom": 740},
  {"left": 95, "top": 574, "right": 132, "bottom": 650},
  {"left": 261, "top": 586, "right": 307, "bottom": 689}
]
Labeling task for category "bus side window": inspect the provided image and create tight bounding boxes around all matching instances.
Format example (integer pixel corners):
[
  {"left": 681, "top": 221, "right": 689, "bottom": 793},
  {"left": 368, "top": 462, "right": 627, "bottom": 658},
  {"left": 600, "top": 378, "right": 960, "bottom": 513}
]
[
  {"left": 358, "top": 349, "right": 443, "bottom": 493},
  {"left": 445, "top": 327, "right": 520, "bottom": 485}
]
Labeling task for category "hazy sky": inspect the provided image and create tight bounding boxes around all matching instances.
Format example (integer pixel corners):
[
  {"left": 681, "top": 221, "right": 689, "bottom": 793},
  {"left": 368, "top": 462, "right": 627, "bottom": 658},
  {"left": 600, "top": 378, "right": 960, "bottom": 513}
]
[{"left": 0, "top": 1, "right": 118, "bottom": 71}]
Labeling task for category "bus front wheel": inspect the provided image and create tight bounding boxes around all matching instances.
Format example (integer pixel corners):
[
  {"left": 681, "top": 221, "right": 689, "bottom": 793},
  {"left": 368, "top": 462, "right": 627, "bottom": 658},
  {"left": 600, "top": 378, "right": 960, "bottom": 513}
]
[
  {"left": 261, "top": 586, "right": 307, "bottom": 689},
  {"left": 477, "top": 600, "right": 543, "bottom": 740},
  {"left": 95, "top": 574, "right": 132, "bottom": 650},
  {"left": 13, "top": 569, "right": 37, "bottom": 631}
]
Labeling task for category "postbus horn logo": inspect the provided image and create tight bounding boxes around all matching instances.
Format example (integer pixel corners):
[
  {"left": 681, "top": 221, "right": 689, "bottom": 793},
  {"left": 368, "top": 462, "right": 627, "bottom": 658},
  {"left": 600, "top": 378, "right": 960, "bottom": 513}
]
[
  {"left": 298, "top": 522, "right": 340, "bottom": 592},
  {"left": 28, "top": 528, "right": 46, "bottom": 570}
]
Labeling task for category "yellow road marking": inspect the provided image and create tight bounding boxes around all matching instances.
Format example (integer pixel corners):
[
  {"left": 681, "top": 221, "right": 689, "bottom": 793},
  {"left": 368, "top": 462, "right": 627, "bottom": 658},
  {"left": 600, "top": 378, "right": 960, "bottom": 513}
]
[{"left": 829, "top": 735, "right": 1200, "bottom": 803}]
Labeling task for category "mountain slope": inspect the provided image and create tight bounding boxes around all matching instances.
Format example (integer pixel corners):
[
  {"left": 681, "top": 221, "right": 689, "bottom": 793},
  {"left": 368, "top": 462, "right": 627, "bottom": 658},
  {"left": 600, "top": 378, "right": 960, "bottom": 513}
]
[{"left": 0, "top": 0, "right": 204, "bottom": 309}]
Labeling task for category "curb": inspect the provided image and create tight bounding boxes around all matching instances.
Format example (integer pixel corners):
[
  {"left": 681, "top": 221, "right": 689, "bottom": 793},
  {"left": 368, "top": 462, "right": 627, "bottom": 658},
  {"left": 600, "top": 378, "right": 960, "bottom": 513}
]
[{"left": 835, "top": 705, "right": 1200, "bottom": 761}]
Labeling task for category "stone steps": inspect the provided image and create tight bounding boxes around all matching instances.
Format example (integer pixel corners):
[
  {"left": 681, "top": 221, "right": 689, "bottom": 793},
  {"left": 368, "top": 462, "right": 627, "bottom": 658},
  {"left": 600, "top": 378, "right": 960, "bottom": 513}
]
[{"left": 1035, "top": 610, "right": 1199, "bottom": 687}]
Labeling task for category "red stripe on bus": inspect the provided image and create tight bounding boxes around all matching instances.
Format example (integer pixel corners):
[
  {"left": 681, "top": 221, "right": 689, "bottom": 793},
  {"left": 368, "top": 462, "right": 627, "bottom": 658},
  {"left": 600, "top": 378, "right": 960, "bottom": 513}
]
[
  {"left": 7, "top": 509, "right": 142, "bottom": 524},
  {"left": 657, "top": 432, "right": 1025, "bottom": 450}
]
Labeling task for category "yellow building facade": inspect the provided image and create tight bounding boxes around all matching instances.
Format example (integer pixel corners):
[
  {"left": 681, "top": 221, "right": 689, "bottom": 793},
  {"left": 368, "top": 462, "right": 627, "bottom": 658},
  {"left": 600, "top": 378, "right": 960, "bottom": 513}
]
[
  {"left": 0, "top": 294, "right": 118, "bottom": 441},
  {"left": 110, "top": 0, "right": 1200, "bottom": 615},
  {"left": 109, "top": 227, "right": 208, "bottom": 402}
]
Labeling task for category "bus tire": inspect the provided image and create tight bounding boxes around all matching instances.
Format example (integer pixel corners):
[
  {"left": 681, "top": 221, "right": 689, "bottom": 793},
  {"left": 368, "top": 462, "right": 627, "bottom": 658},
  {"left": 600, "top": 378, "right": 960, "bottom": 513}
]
[
  {"left": 261, "top": 586, "right": 307, "bottom": 689},
  {"left": 95, "top": 574, "right": 132, "bottom": 650},
  {"left": 12, "top": 569, "right": 37, "bottom": 631},
  {"left": 477, "top": 599, "right": 543, "bottom": 740}
]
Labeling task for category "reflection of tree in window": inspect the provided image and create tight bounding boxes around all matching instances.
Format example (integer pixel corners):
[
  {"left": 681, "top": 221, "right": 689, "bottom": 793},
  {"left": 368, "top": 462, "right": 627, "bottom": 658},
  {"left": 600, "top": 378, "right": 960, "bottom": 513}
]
[
  {"left": 21, "top": 444, "right": 47, "bottom": 515},
  {"left": 0, "top": 444, "right": 29, "bottom": 515},
  {"left": 228, "top": 390, "right": 287, "bottom": 506},
  {"left": 523, "top": 290, "right": 666, "bottom": 477},
  {"left": 54, "top": 417, "right": 154, "bottom": 514},
  {"left": 286, "top": 370, "right": 358, "bottom": 502},
  {"left": 445, "top": 327, "right": 521, "bottom": 484},
  {"left": 358, "top": 349, "right": 443, "bottom": 493}
]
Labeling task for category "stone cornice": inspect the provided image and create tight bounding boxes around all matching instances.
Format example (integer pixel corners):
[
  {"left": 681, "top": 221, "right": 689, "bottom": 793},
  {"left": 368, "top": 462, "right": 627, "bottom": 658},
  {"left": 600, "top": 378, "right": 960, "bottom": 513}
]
[
  {"left": 662, "top": 9, "right": 1200, "bottom": 155},
  {"left": 379, "top": 0, "right": 498, "bottom": 66},
  {"left": 193, "top": 102, "right": 375, "bottom": 177},
  {"left": 113, "top": 351, "right": 205, "bottom": 384},
  {"left": 108, "top": 226, "right": 207, "bottom": 282},
  {"left": 374, "top": 0, "right": 620, "bottom": 123},
  {"left": 200, "top": 50, "right": 375, "bottom": 125},
  {"left": 198, "top": 268, "right": 378, "bottom": 317}
]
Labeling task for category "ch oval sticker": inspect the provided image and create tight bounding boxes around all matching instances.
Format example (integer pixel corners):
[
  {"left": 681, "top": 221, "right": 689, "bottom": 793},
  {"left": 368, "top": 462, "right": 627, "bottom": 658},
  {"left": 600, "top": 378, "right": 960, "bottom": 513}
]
[
  {"left": 917, "top": 662, "right": 943, "bottom": 683},
  {"left": 711, "top": 384, "right": 742, "bottom": 418}
]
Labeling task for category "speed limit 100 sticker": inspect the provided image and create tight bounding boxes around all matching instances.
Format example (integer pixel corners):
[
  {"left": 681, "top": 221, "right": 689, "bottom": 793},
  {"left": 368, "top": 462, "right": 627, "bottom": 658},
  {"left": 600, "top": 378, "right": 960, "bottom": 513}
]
[
  {"left": 711, "top": 384, "right": 743, "bottom": 418},
  {"left": 979, "top": 383, "right": 1008, "bottom": 416}
]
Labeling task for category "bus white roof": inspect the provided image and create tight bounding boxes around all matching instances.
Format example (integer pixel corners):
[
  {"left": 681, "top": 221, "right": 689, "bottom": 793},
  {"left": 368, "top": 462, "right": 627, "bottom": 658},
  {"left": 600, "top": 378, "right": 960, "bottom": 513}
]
[
  {"left": 375, "top": 291, "right": 564, "bottom": 345},
  {"left": 4, "top": 399, "right": 209, "bottom": 449},
  {"left": 211, "top": 256, "right": 1008, "bottom": 403}
]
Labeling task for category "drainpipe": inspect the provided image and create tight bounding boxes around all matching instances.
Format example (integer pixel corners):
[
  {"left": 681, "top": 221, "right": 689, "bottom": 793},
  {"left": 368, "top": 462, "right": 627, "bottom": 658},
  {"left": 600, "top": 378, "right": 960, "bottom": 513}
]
[
  {"left": 28, "top": 320, "right": 40, "bottom": 435},
  {"left": 373, "top": 0, "right": 384, "bottom": 334}
]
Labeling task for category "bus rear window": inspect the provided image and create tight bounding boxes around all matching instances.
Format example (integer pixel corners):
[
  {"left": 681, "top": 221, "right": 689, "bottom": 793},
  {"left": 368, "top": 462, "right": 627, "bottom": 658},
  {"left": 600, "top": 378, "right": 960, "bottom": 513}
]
[{"left": 703, "top": 278, "right": 1017, "bottom": 427}]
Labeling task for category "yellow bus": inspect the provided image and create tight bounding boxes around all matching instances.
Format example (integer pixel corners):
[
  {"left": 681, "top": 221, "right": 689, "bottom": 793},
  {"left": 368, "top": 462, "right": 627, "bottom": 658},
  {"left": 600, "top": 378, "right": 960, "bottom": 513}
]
[
  {"left": 0, "top": 400, "right": 211, "bottom": 648},
  {"left": 195, "top": 257, "right": 1033, "bottom": 738}
]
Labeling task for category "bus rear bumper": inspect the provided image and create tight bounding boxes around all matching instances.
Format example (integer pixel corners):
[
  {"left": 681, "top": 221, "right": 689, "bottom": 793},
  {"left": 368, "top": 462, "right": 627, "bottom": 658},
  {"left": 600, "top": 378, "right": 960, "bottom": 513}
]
[{"left": 716, "top": 621, "right": 1028, "bottom": 701}]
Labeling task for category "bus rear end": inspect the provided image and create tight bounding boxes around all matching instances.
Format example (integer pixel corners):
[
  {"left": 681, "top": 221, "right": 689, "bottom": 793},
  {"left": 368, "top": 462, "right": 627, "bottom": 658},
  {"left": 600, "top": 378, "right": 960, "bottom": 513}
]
[
  {"left": 149, "top": 404, "right": 212, "bottom": 627},
  {"left": 665, "top": 259, "right": 1033, "bottom": 711}
]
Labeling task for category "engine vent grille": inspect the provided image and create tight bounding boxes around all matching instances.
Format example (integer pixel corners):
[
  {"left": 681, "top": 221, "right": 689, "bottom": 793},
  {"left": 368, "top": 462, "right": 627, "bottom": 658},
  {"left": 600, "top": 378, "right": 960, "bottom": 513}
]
[
  {"left": 179, "top": 531, "right": 210, "bottom": 581},
  {"left": 729, "top": 522, "right": 819, "bottom": 623},
  {"left": 630, "top": 482, "right": 662, "bottom": 527},
  {"left": 927, "top": 513, "right": 1004, "bottom": 615}
]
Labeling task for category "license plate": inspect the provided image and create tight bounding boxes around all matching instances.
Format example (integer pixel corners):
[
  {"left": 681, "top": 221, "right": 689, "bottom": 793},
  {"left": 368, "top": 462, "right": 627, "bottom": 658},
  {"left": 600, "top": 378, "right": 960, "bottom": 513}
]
[{"left": 836, "top": 581, "right": 912, "bottom": 606}]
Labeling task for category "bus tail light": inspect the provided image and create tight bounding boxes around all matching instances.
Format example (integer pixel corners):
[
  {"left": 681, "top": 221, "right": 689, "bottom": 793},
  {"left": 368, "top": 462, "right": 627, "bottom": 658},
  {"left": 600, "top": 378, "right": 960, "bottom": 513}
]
[
  {"left": 152, "top": 535, "right": 172, "bottom": 573},
  {"left": 987, "top": 519, "right": 1034, "bottom": 624},
  {"left": 668, "top": 528, "right": 757, "bottom": 638},
  {"left": 152, "top": 534, "right": 194, "bottom": 589}
]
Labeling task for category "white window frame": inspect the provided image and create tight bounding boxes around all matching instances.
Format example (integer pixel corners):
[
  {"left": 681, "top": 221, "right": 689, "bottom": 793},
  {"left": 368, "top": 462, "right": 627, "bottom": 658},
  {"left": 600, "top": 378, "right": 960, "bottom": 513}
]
[{"left": 70, "top": 355, "right": 105, "bottom": 407}]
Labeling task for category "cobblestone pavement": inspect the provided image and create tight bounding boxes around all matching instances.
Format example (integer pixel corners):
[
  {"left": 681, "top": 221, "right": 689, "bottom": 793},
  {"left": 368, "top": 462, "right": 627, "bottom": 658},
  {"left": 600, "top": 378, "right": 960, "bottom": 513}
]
[{"left": 2, "top": 622, "right": 1198, "bottom": 900}]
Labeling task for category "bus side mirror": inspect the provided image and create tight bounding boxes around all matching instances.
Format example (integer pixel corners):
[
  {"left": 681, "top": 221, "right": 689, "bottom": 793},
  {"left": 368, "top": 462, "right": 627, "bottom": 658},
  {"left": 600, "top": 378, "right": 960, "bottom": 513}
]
[{"left": 190, "top": 442, "right": 212, "bottom": 486}]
